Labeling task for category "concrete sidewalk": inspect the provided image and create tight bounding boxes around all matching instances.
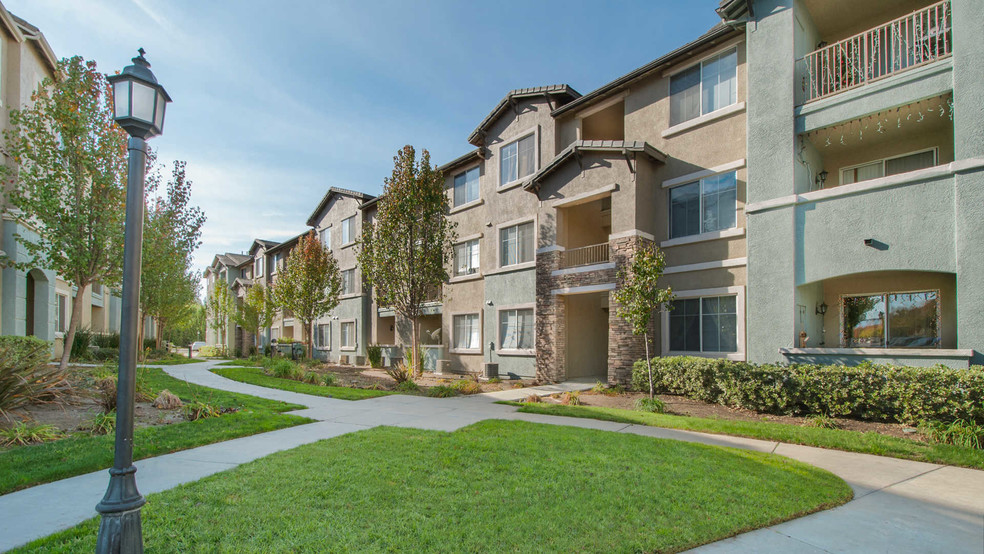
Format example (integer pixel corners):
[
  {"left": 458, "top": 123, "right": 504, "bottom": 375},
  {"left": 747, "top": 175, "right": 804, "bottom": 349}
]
[{"left": 2, "top": 360, "right": 982, "bottom": 552}]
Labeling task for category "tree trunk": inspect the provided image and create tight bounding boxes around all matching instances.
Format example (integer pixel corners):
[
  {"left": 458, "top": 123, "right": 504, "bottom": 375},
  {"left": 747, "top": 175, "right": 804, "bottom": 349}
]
[
  {"left": 138, "top": 314, "right": 146, "bottom": 362},
  {"left": 304, "top": 320, "right": 313, "bottom": 359},
  {"left": 155, "top": 318, "right": 163, "bottom": 350},
  {"left": 59, "top": 284, "right": 89, "bottom": 372},
  {"left": 410, "top": 316, "right": 420, "bottom": 378},
  {"left": 644, "top": 330, "right": 654, "bottom": 400}
]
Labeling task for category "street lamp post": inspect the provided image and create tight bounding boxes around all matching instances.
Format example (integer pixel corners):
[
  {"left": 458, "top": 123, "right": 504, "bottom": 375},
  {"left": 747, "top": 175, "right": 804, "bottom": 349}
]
[{"left": 96, "top": 49, "right": 171, "bottom": 554}]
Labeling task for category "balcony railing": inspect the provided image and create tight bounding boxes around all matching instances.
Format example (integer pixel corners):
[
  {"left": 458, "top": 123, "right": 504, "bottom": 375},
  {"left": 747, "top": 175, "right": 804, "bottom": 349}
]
[
  {"left": 559, "top": 243, "right": 610, "bottom": 269},
  {"left": 798, "top": 1, "right": 951, "bottom": 104}
]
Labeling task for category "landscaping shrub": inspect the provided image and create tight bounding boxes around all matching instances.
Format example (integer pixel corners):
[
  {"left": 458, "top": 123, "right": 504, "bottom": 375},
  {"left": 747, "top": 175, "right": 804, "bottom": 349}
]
[
  {"left": 631, "top": 356, "right": 984, "bottom": 425},
  {"left": 302, "top": 372, "right": 319, "bottom": 385},
  {"left": 198, "top": 345, "right": 221, "bottom": 357},
  {"left": 143, "top": 338, "right": 157, "bottom": 350},
  {"left": 91, "top": 347, "right": 119, "bottom": 362},
  {"left": 69, "top": 327, "right": 94, "bottom": 361},
  {"left": 523, "top": 394, "right": 542, "bottom": 403},
  {"left": 805, "top": 414, "right": 840, "bottom": 429},
  {"left": 95, "top": 377, "right": 118, "bottom": 412},
  {"left": 270, "top": 359, "right": 300, "bottom": 380},
  {"left": 561, "top": 391, "right": 582, "bottom": 406},
  {"left": 921, "top": 419, "right": 983, "bottom": 450},
  {"left": 93, "top": 333, "right": 120, "bottom": 349},
  {"left": 184, "top": 401, "right": 221, "bottom": 421},
  {"left": 396, "top": 380, "right": 420, "bottom": 393},
  {"left": 451, "top": 379, "right": 482, "bottom": 395},
  {"left": 0, "top": 422, "right": 65, "bottom": 447},
  {"left": 634, "top": 397, "right": 665, "bottom": 413},
  {"left": 0, "top": 336, "right": 69, "bottom": 417},
  {"left": 321, "top": 373, "right": 339, "bottom": 387},
  {"left": 366, "top": 345, "right": 383, "bottom": 369},
  {"left": 385, "top": 361, "right": 413, "bottom": 384},
  {"left": 85, "top": 410, "right": 116, "bottom": 435},
  {"left": 427, "top": 385, "right": 456, "bottom": 398},
  {"left": 152, "top": 389, "right": 183, "bottom": 410}
]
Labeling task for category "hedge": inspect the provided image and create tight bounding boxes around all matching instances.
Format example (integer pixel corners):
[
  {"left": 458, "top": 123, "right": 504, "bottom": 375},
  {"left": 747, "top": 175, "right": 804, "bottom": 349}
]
[{"left": 632, "top": 356, "right": 984, "bottom": 424}]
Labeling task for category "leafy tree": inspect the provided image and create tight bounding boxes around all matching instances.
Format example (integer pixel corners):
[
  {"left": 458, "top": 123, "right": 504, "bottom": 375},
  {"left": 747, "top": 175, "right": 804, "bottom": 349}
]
[
  {"left": 612, "top": 245, "right": 674, "bottom": 399},
  {"left": 235, "top": 283, "right": 275, "bottom": 356},
  {"left": 358, "top": 146, "right": 456, "bottom": 375},
  {"left": 163, "top": 301, "right": 206, "bottom": 347},
  {"left": 206, "top": 283, "right": 234, "bottom": 354},
  {"left": 0, "top": 56, "right": 127, "bottom": 371},
  {"left": 140, "top": 159, "right": 206, "bottom": 349},
  {"left": 271, "top": 232, "right": 341, "bottom": 358}
]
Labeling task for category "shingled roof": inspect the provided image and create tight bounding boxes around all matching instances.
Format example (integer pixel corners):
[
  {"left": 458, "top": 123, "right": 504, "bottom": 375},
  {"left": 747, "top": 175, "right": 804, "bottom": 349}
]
[
  {"left": 306, "top": 187, "right": 376, "bottom": 227},
  {"left": 467, "top": 85, "right": 580, "bottom": 147},
  {"left": 524, "top": 140, "right": 667, "bottom": 193}
]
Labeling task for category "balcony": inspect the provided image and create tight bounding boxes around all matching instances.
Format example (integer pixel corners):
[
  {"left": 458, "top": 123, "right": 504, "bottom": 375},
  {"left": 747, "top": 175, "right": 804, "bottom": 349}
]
[
  {"left": 559, "top": 243, "right": 611, "bottom": 269},
  {"left": 797, "top": 1, "right": 951, "bottom": 105}
]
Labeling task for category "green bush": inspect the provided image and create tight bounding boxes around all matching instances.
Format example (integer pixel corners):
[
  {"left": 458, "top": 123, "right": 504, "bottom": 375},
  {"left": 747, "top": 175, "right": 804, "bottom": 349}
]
[
  {"left": 198, "top": 345, "right": 221, "bottom": 357},
  {"left": 322, "top": 373, "right": 338, "bottom": 387},
  {"left": 70, "top": 327, "right": 94, "bottom": 361},
  {"left": 0, "top": 336, "right": 68, "bottom": 417},
  {"left": 396, "top": 380, "right": 420, "bottom": 393},
  {"left": 427, "top": 385, "right": 456, "bottom": 398},
  {"left": 270, "top": 359, "right": 300, "bottom": 380},
  {"left": 451, "top": 379, "right": 482, "bottom": 395},
  {"left": 366, "top": 345, "right": 383, "bottom": 369},
  {"left": 0, "top": 422, "right": 65, "bottom": 447},
  {"left": 922, "top": 419, "right": 983, "bottom": 449},
  {"left": 93, "top": 333, "right": 120, "bottom": 349},
  {"left": 91, "top": 347, "right": 118, "bottom": 361},
  {"left": 635, "top": 397, "right": 665, "bottom": 413},
  {"left": 631, "top": 356, "right": 984, "bottom": 425}
]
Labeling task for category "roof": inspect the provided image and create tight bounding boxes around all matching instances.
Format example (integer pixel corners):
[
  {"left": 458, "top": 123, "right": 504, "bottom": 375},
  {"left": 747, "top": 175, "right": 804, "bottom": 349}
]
[
  {"left": 437, "top": 149, "right": 482, "bottom": 173},
  {"left": 467, "top": 85, "right": 580, "bottom": 146},
  {"left": 248, "top": 238, "right": 277, "bottom": 256},
  {"left": 265, "top": 231, "right": 308, "bottom": 254},
  {"left": 524, "top": 140, "right": 668, "bottom": 193},
  {"left": 225, "top": 253, "right": 251, "bottom": 267},
  {"left": 232, "top": 277, "right": 254, "bottom": 290},
  {"left": 551, "top": 24, "right": 742, "bottom": 118},
  {"left": 717, "top": 0, "right": 753, "bottom": 20},
  {"left": 7, "top": 12, "right": 57, "bottom": 73},
  {"left": 306, "top": 186, "right": 376, "bottom": 227}
]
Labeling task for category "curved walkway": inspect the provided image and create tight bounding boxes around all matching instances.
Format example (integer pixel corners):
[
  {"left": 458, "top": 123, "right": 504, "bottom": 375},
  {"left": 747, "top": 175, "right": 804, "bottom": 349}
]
[{"left": 2, "top": 360, "right": 982, "bottom": 552}]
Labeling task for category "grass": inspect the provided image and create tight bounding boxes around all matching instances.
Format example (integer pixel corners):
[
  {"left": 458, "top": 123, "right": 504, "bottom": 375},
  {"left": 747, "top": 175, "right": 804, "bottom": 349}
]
[
  {"left": 139, "top": 356, "right": 202, "bottom": 366},
  {"left": 211, "top": 366, "right": 392, "bottom": 401},
  {"left": 0, "top": 368, "right": 309, "bottom": 495},
  {"left": 506, "top": 402, "right": 984, "bottom": 470},
  {"left": 15, "top": 420, "right": 851, "bottom": 553},
  {"left": 214, "top": 359, "right": 264, "bottom": 367}
]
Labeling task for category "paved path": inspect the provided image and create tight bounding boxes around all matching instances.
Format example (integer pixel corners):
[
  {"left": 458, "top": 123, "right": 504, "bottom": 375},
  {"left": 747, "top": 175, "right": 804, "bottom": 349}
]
[{"left": 2, "top": 360, "right": 982, "bottom": 552}]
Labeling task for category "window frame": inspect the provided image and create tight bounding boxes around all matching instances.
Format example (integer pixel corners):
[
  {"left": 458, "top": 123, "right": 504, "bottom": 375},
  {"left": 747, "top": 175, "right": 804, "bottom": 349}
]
[
  {"left": 838, "top": 289, "right": 942, "bottom": 349},
  {"left": 450, "top": 312, "right": 483, "bottom": 354},
  {"left": 341, "top": 268, "right": 357, "bottom": 296},
  {"left": 56, "top": 293, "right": 68, "bottom": 334},
  {"left": 497, "top": 126, "right": 539, "bottom": 190},
  {"left": 453, "top": 165, "right": 481, "bottom": 208},
  {"left": 319, "top": 226, "right": 332, "bottom": 251},
  {"left": 496, "top": 304, "right": 535, "bottom": 356},
  {"left": 314, "top": 322, "right": 331, "bottom": 350},
  {"left": 839, "top": 147, "right": 938, "bottom": 186},
  {"left": 496, "top": 218, "right": 536, "bottom": 269},
  {"left": 341, "top": 215, "right": 356, "bottom": 246},
  {"left": 668, "top": 46, "right": 738, "bottom": 126},
  {"left": 667, "top": 170, "right": 738, "bottom": 240},
  {"left": 661, "top": 286, "right": 745, "bottom": 361},
  {"left": 453, "top": 236, "right": 481, "bottom": 278},
  {"left": 339, "top": 319, "right": 357, "bottom": 351}
]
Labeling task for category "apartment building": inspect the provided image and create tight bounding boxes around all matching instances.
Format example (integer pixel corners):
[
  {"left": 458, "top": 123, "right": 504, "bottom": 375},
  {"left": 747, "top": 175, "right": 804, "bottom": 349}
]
[
  {"left": 0, "top": 4, "right": 125, "bottom": 355},
  {"left": 203, "top": 252, "right": 251, "bottom": 353}
]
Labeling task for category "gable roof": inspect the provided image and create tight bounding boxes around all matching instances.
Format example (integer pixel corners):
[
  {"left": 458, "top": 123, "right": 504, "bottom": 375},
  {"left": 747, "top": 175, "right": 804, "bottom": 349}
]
[
  {"left": 265, "top": 231, "right": 308, "bottom": 255},
  {"left": 551, "top": 24, "right": 742, "bottom": 119},
  {"left": 467, "top": 85, "right": 580, "bottom": 147},
  {"left": 248, "top": 238, "right": 277, "bottom": 256},
  {"left": 7, "top": 11, "right": 57, "bottom": 73},
  {"left": 524, "top": 140, "right": 667, "bottom": 193},
  {"left": 437, "top": 148, "right": 482, "bottom": 174},
  {"left": 306, "top": 186, "right": 375, "bottom": 227}
]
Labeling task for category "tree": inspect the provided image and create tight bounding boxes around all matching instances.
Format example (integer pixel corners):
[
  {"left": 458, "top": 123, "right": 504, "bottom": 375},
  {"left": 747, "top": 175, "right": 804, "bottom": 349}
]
[
  {"left": 612, "top": 244, "right": 675, "bottom": 400},
  {"left": 206, "top": 283, "right": 234, "bottom": 354},
  {"left": 140, "top": 159, "right": 206, "bottom": 349},
  {"left": 235, "top": 283, "right": 275, "bottom": 356},
  {"left": 0, "top": 56, "right": 127, "bottom": 371},
  {"left": 163, "top": 301, "right": 206, "bottom": 348},
  {"left": 358, "top": 146, "right": 456, "bottom": 375},
  {"left": 271, "top": 232, "right": 341, "bottom": 358}
]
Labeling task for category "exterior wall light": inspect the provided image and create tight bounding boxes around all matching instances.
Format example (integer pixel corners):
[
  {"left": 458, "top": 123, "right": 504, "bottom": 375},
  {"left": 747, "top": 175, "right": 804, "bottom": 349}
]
[{"left": 815, "top": 170, "right": 828, "bottom": 189}]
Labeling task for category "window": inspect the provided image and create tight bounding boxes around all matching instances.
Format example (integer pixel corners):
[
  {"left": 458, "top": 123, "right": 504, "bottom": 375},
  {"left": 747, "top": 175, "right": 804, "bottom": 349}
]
[
  {"left": 453, "top": 167, "right": 480, "bottom": 207},
  {"left": 669, "top": 171, "right": 737, "bottom": 239},
  {"left": 320, "top": 227, "right": 331, "bottom": 251},
  {"left": 254, "top": 258, "right": 263, "bottom": 278},
  {"left": 453, "top": 314, "right": 481, "bottom": 351},
  {"left": 341, "top": 216, "right": 355, "bottom": 245},
  {"left": 341, "top": 269, "right": 356, "bottom": 295},
  {"left": 499, "top": 221, "right": 534, "bottom": 267},
  {"left": 271, "top": 327, "right": 281, "bottom": 341},
  {"left": 315, "top": 323, "right": 330, "bottom": 349},
  {"left": 670, "top": 48, "right": 737, "bottom": 126},
  {"left": 669, "top": 296, "right": 737, "bottom": 353},
  {"left": 340, "top": 321, "right": 356, "bottom": 349},
  {"left": 499, "top": 308, "right": 534, "bottom": 351},
  {"left": 454, "top": 239, "right": 480, "bottom": 276},
  {"left": 92, "top": 282, "right": 102, "bottom": 295},
  {"left": 499, "top": 133, "right": 536, "bottom": 186},
  {"left": 56, "top": 294, "right": 67, "bottom": 333},
  {"left": 272, "top": 254, "right": 281, "bottom": 273},
  {"left": 841, "top": 149, "right": 937, "bottom": 185},
  {"left": 842, "top": 291, "right": 939, "bottom": 348}
]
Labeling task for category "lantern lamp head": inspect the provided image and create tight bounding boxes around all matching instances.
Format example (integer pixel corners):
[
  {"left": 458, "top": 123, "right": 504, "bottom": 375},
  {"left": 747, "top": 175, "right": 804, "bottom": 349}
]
[
  {"left": 107, "top": 49, "right": 171, "bottom": 139},
  {"left": 815, "top": 302, "right": 828, "bottom": 316},
  {"left": 815, "top": 170, "right": 829, "bottom": 188}
]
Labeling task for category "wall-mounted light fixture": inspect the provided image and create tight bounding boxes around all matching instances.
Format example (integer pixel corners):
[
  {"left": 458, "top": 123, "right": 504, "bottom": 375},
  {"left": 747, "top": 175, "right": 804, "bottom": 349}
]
[
  {"left": 863, "top": 238, "right": 874, "bottom": 247},
  {"left": 815, "top": 302, "right": 828, "bottom": 316},
  {"left": 486, "top": 300, "right": 493, "bottom": 306},
  {"left": 815, "top": 170, "right": 828, "bottom": 189}
]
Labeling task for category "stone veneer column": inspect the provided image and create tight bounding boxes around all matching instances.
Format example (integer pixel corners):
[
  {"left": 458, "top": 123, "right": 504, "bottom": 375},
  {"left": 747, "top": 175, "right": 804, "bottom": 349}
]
[
  {"left": 535, "top": 249, "right": 565, "bottom": 382},
  {"left": 607, "top": 236, "right": 653, "bottom": 385}
]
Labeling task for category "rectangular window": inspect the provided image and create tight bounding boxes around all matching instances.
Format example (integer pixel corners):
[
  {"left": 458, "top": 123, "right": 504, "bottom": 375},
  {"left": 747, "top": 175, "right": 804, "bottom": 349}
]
[
  {"left": 56, "top": 294, "right": 68, "bottom": 333},
  {"left": 499, "top": 133, "right": 536, "bottom": 186},
  {"left": 454, "top": 239, "right": 480, "bottom": 276},
  {"left": 341, "top": 216, "right": 355, "bottom": 245},
  {"left": 669, "top": 171, "right": 737, "bottom": 239},
  {"left": 340, "top": 321, "right": 356, "bottom": 348},
  {"left": 453, "top": 314, "right": 480, "bottom": 351},
  {"left": 272, "top": 254, "right": 281, "bottom": 273},
  {"left": 842, "top": 291, "right": 939, "bottom": 348},
  {"left": 670, "top": 296, "right": 737, "bottom": 353},
  {"left": 254, "top": 258, "right": 264, "bottom": 278},
  {"left": 841, "top": 149, "right": 937, "bottom": 186},
  {"left": 320, "top": 227, "right": 331, "bottom": 251},
  {"left": 341, "top": 269, "right": 356, "bottom": 295},
  {"left": 670, "top": 48, "right": 737, "bottom": 126},
  {"left": 453, "top": 167, "right": 480, "bottom": 207},
  {"left": 315, "top": 323, "right": 330, "bottom": 349},
  {"left": 499, "top": 221, "right": 534, "bottom": 267},
  {"left": 499, "top": 308, "right": 534, "bottom": 351}
]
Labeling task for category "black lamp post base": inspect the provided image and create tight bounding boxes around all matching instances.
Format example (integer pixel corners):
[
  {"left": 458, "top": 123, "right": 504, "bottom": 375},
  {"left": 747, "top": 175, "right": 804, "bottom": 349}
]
[{"left": 95, "top": 507, "right": 144, "bottom": 554}]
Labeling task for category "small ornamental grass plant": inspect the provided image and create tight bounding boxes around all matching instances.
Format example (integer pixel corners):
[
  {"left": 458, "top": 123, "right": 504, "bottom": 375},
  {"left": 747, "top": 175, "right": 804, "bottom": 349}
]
[
  {"left": 635, "top": 397, "right": 665, "bottom": 413},
  {"left": 0, "top": 422, "right": 65, "bottom": 447},
  {"left": 427, "top": 385, "right": 456, "bottom": 398}
]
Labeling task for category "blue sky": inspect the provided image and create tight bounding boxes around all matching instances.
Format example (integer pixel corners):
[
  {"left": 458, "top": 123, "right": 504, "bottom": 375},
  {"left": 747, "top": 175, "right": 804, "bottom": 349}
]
[{"left": 7, "top": 0, "right": 723, "bottom": 276}]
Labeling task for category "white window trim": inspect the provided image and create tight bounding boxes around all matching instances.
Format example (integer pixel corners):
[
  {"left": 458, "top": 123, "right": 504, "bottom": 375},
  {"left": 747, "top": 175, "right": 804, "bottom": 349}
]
[
  {"left": 495, "top": 216, "right": 536, "bottom": 270},
  {"left": 340, "top": 267, "right": 359, "bottom": 296},
  {"left": 315, "top": 322, "right": 331, "bottom": 350},
  {"left": 551, "top": 183, "right": 617, "bottom": 208},
  {"left": 341, "top": 215, "right": 357, "bottom": 247},
  {"left": 662, "top": 159, "right": 745, "bottom": 189},
  {"left": 56, "top": 293, "right": 68, "bottom": 334},
  {"left": 449, "top": 197, "right": 484, "bottom": 214},
  {"left": 838, "top": 289, "right": 942, "bottom": 349},
  {"left": 451, "top": 164, "right": 482, "bottom": 209},
  {"left": 663, "top": 257, "right": 746, "bottom": 275},
  {"left": 496, "top": 303, "right": 535, "bottom": 356},
  {"left": 660, "top": 227, "right": 745, "bottom": 248},
  {"left": 666, "top": 171, "right": 739, "bottom": 241},
  {"left": 839, "top": 147, "right": 938, "bottom": 186},
  {"left": 662, "top": 102, "right": 745, "bottom": 138},
  {"left": 453, "top": 235, "right": 482, "bottom": 279},
  {"left": 661, "top": 285, "right": 745, "bottom": 361},
  {"left": 662, "top": 38, "right": 745, "bottom": 78},
  {"left": 664, "top": 46, "right": 740, "bottom": 130},
  {"left": 496, "top": 125, "right": 539, "bottom": 190},
  {"left": 319, "top": 225, "right": 332, "bottom": 251},
  {"left": 339, "top": 319, "right": 358, "bottom": 351},
  {"left": 450, "top": 311, "right": 483, "bottom": 355}
]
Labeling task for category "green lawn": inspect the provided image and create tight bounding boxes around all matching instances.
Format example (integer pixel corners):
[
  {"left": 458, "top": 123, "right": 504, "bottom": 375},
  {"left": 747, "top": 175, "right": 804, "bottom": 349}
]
[
  {"left": 508, "top": 402, "right": 984, "bottom": 470},
  {"left": 213, "top": 359, "right": 263, "bottom": 367},
  {"left": 211, "top": 366, "right": 392, "bottom": 401},
  {"left": 140, "top": 356, "right": 203, "bottom": 366},
  {"left": 15, "top": 420, "right": 851, "bottom": 553},
  {"left": 0, "top": 368, "right": 309, "bottom": 495}
]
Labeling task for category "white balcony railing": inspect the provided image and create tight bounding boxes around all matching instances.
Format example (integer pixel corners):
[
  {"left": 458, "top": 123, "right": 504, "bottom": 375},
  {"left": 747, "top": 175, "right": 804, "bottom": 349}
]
[
  {"left": 559, "top": 243, "right": 610, "bottom": 269},
  {"left": 798, "top": 1, "right": 951, "bottom": 104}
]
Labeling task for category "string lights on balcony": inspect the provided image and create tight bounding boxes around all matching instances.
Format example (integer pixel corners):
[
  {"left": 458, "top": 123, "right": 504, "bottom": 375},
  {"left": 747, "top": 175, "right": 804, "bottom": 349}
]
[{"left": 806, "top": 94, "right": 952, "bottom": 149}]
